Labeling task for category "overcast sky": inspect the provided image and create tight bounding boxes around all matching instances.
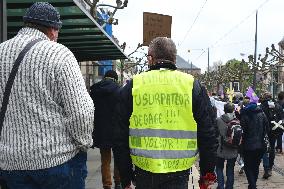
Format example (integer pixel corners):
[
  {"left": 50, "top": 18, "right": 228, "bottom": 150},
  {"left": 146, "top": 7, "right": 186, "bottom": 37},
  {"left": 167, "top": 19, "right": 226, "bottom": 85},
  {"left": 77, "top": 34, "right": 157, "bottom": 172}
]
[{"left": 101, "top": 0, "right": 284, "bottom": 72}]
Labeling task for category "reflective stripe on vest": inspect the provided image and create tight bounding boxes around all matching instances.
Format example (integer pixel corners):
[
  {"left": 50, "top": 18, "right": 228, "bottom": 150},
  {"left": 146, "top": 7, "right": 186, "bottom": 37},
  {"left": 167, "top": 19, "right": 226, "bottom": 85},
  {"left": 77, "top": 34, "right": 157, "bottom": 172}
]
[
  {"left": 129, "top": 70, "right": 198, "bottom": 173},
  {"left": 131, "top": 149, "right": 198, "bottom": 159},
  {"left": 130, "top": 128, "right": 197, "bottom": 139},
  {"left": 129, "top": 136, "right": 197, "bottom": 151}
]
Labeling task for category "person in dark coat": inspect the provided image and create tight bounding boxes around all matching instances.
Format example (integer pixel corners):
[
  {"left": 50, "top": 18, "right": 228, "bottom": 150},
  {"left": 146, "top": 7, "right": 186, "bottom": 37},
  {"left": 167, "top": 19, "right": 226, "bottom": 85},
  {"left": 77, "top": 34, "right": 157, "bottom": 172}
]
[
  {"left": 260, "top": 92, "right": 282, "bottom": 178},
  {"left": 276, "top": 91, "right": 284, "bottom": 154},
  {"left": 90, "top": 70, "right": 122, "bottom": 189},
  {"left": 240, "top": 99, "right": 269, "bottom": 189}
]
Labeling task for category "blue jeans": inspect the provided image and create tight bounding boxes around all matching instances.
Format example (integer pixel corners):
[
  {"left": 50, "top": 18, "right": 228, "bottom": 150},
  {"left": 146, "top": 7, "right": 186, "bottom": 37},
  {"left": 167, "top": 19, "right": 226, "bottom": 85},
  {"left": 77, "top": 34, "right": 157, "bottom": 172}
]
[
  {"left": 0, "top": 178, "right": 8, "bottom": 189},
  {"left": 276, "top": 133, "right": 283, "bottom": 151},
  {"left": 216, "top": 157, "right": 236, "bottom": 189},
  {"left": 262, "top": 153, "right": 269, "bottom": 171},
  {"left": 0, "top": 151, "right": 87, "bottom": 189},
  {"left": 135, "top": 167, "right": 189, "bottom": 189}
]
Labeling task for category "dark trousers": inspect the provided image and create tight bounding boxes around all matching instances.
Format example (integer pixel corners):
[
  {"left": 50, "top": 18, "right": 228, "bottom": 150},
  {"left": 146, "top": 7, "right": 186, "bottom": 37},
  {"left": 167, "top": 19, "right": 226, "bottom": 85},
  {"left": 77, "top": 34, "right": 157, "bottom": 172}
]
[
  {"left": 0, "top": 151, "right": 87, "bottom": 189},
  {"left": 0, "top": 178, "right": 8, "bottom": 189},
  {"left": 269, "top": 136, "right": 276, "bottom": 169},
  {"left": 135, "top": 167, "right": 189, "bottom": 189},
  {"left": 216, "top": 157, "right": 236, "bottom": 189},
  {"left": 276, "top": 133, "right": 283, "bottom": 152},
  {"left": 243, "top": 150, "right": 263, "bottom": 189}
]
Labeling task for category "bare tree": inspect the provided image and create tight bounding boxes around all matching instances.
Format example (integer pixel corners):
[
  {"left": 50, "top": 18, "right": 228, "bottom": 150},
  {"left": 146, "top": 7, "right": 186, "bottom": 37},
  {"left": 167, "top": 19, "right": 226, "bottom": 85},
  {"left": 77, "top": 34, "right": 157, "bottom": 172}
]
[{"left": 83, "top": 0, "right": 128, "bottom": 27}]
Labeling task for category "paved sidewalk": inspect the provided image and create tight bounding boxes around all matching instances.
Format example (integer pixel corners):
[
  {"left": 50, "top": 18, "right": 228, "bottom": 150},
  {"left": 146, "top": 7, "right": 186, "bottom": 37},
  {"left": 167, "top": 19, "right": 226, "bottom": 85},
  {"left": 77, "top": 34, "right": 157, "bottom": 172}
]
[
  {"left": 232, "top": 152, "right": 284, "bottom": 189},
  {"left": 86, "top": 149, "right": 284, "bottom": 189},
  {"left": 86, "top": 149, "right": 200, "bottom": 189},
  {"left": 86, "top": 148, "right": 102, "bottom": 189}
]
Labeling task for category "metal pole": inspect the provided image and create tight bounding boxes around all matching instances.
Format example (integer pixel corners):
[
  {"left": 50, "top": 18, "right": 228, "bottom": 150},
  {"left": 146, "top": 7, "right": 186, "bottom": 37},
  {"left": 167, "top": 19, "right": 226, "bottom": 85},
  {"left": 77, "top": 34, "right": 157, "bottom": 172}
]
[
  {"left": 253, "top": 11, "right": 258, "bottom": 90},
  {"left": 86, "top": 62, "right": 90, "bottom": 91},
  {"left": 191, "top": 61, "right": 193, "bottom": 75},
  {"left": 120, "top": 59, "right": 124, "bottom": 85},
  {"left": 0, "top": 0, "right": 2, "bottom": 43},
  {"left": 0, "top": 0, "right": 7, "bottom": 43},
  {"left": 207, "top": 48, "right": 210, "bottom": 91},
  {"left": 271, "top": 67, "right": 274, "bottom": 98}
]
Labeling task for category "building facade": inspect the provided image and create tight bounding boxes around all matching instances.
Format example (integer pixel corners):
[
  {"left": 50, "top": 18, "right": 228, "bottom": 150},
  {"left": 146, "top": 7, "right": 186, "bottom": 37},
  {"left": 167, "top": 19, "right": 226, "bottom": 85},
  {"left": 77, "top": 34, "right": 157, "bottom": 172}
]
[{"left": 176, "top": 55, "right": 201, "bottom": 76}]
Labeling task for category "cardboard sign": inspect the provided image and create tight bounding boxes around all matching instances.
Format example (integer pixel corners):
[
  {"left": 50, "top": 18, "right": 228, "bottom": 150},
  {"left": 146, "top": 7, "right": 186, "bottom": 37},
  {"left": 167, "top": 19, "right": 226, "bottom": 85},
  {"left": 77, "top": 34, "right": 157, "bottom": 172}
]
[{"left": 143, "top": 12, "right": 172, "bottom": 46}]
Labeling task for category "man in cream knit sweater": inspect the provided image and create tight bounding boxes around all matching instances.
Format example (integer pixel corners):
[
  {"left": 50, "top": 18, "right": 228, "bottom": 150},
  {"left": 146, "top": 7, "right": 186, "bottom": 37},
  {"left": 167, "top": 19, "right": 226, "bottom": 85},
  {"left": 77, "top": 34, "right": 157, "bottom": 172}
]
[{"left": 0, "top": 2, "right": 94, "bottom": 189}]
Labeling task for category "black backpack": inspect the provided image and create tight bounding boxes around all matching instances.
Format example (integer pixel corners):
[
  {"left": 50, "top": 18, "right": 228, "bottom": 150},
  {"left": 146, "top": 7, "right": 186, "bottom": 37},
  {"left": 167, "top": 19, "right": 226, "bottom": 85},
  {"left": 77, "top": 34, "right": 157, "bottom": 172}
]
[{"left": 222, "top": 118, "right": 243, "bottom": 148}]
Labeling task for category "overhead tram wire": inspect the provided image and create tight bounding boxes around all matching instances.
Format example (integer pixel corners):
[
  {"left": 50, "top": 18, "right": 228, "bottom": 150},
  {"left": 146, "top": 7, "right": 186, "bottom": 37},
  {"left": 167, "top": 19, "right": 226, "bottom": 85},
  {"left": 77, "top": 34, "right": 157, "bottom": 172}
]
[
  {"left": 192, "top": 40, "right": 254, "bottom": 66},
  {"left": 211, "top": 40, "right": 255, "bottom": 49},
  {"left": 210, "top": 0, "right": 272, "bottom": 49},
  {"left": 194, "top": 50, "right": 206, "bottom": 62},
  {"left": 187, "top": 0, "right": 271, "bottom": 69},
  {"left": 179, "top": 0, "right": 208, "bottom": 47}
]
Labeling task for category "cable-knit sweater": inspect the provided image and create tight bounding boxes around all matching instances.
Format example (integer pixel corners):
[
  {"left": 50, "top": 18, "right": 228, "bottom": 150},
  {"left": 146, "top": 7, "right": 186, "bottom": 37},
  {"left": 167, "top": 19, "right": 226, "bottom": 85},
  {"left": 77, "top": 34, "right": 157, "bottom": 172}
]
[{"left": 0, "top": 27, "right": 94, "bottom": 170}]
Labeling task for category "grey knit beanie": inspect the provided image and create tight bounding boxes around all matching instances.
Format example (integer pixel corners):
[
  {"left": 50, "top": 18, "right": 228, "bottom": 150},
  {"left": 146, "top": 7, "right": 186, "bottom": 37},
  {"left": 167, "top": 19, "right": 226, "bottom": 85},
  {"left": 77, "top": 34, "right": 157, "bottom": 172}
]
[{"left": 23, "top": 2, "right": 62, "bottom": 29}]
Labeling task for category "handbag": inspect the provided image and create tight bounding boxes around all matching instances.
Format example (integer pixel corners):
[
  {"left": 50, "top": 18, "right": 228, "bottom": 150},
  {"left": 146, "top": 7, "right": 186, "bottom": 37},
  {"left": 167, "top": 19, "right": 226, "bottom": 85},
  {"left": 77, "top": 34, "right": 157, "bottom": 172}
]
[{"left": 0, "top": 39, "right": 42, "bottom": 189}]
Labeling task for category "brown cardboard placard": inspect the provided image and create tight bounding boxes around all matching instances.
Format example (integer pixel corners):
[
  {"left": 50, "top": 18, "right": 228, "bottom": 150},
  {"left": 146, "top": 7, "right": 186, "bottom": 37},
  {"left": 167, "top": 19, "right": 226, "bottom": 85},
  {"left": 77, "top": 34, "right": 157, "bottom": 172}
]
[{"left": 143, "top": 12, "right": 172, "bottom": 46}]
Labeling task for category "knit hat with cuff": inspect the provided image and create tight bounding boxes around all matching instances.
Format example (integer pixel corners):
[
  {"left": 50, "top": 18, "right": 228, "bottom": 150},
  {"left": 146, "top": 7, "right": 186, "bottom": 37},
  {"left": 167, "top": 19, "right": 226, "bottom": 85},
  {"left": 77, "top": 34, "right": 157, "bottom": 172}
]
[{"left": 23, "top": 2, "right": 62, "bottom": 30}]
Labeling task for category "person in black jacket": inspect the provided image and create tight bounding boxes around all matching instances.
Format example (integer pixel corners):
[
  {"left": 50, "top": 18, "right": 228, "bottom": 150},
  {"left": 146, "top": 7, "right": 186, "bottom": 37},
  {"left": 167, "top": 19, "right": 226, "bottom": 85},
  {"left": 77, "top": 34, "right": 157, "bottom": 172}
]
[
  {"left": 240, "top": 99, "right": 269, "bottom": 189},
  {"left": 113, "top": 37, "right": 218, "bottom": 189},
  {"left": 260, "top": 92, "right": 282, "bottom": 178},
  {"left": 276, "top": 91, "right": 284, "bottom": 154},
  {"left": 89, "top": 70, "right": 122, "bottom": 189}
]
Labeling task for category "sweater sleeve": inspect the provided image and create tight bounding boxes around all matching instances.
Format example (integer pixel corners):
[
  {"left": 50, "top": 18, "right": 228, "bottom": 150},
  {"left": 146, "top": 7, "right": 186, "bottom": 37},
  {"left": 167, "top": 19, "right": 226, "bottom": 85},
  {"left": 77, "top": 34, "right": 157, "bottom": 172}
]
[
  {"left": 192, "top": 80, "right": 218, "bottom": 176},
  {"left": 56, "top": 51, "right": 94, "bottom": 150}
]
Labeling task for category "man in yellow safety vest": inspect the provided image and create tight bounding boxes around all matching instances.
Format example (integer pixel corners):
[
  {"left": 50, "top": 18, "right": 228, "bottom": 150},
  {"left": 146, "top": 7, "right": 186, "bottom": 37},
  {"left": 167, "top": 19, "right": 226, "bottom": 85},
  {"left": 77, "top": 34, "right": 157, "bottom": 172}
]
[{"left": 113, "top": 37, "right": 218, "bottom": 189}]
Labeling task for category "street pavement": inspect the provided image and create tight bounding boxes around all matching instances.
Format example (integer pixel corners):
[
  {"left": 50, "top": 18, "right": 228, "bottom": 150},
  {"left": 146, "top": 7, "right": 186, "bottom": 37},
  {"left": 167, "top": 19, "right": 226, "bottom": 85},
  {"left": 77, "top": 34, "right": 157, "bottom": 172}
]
[
  {"left": 86, "top": 148, "right": 199, "bottom": 189},
  {"left": 86, "top": 148, "right": 284, "bottom": 189},
  {"left": 86, "top": 148, "right": 102, "bottom": 189},
  {"left": 232, "top": 152, "right": 284, "bottom": 189}
]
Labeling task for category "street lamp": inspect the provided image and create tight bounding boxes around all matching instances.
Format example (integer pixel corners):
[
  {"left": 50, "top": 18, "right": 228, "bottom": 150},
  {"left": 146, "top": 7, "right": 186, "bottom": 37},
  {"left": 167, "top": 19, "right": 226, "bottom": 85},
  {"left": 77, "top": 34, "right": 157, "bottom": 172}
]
[
  {"left": 188, "top": 48, "right": 211, "bottom": 90},
  {"left": 187, "top": 49, "right": 193, "bottom": 75}
]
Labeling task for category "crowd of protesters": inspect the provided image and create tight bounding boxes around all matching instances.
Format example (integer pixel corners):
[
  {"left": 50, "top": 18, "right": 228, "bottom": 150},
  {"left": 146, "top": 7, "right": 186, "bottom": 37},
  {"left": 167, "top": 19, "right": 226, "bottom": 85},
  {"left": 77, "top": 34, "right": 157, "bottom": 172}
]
[{"left": 211, "top": 91, "right": 284, "bottom": 189}]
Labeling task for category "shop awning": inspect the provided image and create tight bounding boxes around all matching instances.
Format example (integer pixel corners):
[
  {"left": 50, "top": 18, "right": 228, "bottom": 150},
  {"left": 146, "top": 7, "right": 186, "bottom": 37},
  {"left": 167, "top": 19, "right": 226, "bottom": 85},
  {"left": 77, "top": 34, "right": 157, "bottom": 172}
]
[{"left": 6, "top": 0, "right": 127, "bottom": 61}]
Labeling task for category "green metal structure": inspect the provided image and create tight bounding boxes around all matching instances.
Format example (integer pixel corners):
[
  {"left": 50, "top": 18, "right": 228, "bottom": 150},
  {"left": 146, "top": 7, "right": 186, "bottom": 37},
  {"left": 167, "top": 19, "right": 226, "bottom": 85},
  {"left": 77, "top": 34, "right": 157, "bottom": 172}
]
[{"left": 1, "top": 0, "right": 127, "bottom": 61}]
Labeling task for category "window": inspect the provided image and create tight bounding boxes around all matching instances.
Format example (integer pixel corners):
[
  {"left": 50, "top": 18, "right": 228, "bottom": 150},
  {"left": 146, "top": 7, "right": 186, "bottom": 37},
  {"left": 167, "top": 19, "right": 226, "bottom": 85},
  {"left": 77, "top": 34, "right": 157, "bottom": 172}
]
[{"left": 233, "top": 82, "right": 240, "bottom": 91}]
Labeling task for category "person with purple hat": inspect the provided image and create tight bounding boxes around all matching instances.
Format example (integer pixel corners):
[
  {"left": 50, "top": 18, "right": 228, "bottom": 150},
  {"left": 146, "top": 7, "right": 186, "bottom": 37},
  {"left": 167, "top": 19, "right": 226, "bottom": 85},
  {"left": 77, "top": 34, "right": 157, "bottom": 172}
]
[
  {"left": 240, "top": 95, "right": 269, "bottom": 189},
  {"left": 0, "top": 2, "right": 94, "bottom": 189}
]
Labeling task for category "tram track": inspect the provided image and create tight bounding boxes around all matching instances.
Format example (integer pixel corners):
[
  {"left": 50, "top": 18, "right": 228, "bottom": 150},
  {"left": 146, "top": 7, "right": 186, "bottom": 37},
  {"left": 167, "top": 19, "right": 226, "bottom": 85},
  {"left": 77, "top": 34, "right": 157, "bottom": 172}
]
[{"left": 273, "top": 165, "right": 284, "bottom": 176}]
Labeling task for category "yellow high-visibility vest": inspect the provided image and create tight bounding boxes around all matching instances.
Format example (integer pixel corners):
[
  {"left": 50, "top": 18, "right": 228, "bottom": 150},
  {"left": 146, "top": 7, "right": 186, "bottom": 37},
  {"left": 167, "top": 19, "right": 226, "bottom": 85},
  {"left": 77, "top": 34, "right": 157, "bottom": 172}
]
[{"left": 129, "top": 69, "right": 198, "bottom": 173}]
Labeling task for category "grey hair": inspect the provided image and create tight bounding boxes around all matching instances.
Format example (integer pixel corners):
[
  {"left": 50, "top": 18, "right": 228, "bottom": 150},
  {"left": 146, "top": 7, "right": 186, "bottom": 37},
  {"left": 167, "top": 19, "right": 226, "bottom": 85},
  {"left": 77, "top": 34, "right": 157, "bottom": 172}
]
[{"left": 148, "top": 37, "right": 177, "bottom": 63}]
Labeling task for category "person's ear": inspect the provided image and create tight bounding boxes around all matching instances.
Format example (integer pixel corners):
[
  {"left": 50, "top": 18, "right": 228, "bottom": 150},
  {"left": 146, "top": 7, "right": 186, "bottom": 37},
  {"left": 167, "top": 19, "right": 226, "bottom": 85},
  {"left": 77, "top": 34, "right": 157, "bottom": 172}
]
[
  {"left": 148, "top": 55, "right": 154, "bottom": 65},
  {"left": 47, "top": 28, "right": 59, "bottom": 42}
]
